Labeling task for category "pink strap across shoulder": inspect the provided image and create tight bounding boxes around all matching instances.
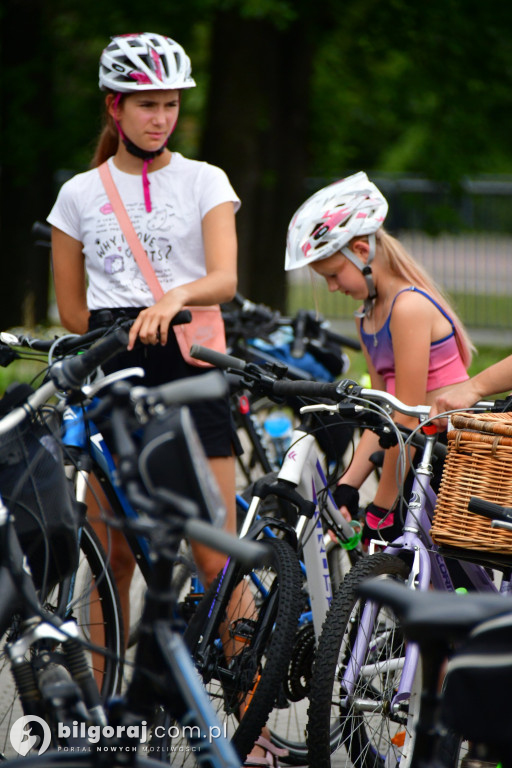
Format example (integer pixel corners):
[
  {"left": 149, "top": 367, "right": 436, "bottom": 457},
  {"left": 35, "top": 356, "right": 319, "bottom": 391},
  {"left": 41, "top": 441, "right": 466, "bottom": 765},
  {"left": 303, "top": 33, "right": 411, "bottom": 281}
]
[{"left": 98, "top": 161, "right": 164, "bottom": 301}]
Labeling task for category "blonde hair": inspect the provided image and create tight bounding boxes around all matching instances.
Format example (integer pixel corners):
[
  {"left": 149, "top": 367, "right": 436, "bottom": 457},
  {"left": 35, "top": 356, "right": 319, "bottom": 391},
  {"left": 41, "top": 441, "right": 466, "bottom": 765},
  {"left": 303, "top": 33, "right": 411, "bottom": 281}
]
[
  {"left": 90, "top": 93, "right": 122, "bottom": 168},
  {"left": 375, "top": 228, "right": 474, "bottom": 368}
]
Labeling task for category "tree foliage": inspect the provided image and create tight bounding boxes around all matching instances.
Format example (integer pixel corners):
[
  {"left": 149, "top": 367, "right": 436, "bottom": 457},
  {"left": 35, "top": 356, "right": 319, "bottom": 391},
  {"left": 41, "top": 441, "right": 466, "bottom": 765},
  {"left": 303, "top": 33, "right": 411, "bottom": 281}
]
[{"left": 1, "top": 0, "right": 511, "bottom": 326}]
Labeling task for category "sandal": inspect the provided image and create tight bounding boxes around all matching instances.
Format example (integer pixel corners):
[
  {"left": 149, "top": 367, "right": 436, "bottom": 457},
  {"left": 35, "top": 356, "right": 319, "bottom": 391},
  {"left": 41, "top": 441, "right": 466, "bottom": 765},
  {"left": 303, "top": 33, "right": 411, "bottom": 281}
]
[{"left": 243, "top": 736, "right": 289, "bottom": 768}]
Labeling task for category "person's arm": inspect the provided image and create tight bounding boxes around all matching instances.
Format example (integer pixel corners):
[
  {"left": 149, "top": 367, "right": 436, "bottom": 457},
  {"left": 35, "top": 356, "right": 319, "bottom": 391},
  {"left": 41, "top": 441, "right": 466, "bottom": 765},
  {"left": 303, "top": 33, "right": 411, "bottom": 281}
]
[
  {"left": 430, "top": 355, "right": 512, "bottom": 422},
  {"left": 128, "top": 201, "right": 237, "bottom": 349},
  {"left": 335, "top": 320, "right": 387, "bottom": 519},
  {"left": 372, "top": 292, "right": 433, "bottom": 509},
  {"left": 51, "top": 227, "right": 89, "bottom": 334}
]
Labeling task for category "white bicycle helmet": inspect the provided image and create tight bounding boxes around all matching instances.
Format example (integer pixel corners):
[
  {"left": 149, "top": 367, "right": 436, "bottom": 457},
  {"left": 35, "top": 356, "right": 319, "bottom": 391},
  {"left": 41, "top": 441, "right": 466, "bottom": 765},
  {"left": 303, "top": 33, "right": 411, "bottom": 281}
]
[
  {"left": 285, "top": 172, "right": 388, "bottom": 271},
  {"left": 99, "top": 33, "right": 196, "bottom": 92},
  {"left": 285, "top": 172, "right": 388, "bottom": 316}
]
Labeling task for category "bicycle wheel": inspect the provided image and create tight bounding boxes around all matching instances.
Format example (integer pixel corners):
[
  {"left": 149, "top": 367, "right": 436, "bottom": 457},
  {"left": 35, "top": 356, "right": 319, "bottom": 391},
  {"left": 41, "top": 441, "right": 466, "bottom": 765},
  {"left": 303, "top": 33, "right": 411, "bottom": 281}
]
[
  {"left": 265, "top": 539, "right": 355, "bottom": 766},
  {"left": 184, "top": 537, "right": 303, "bottom": 762},
  {"left": 60, "top": 521, "right": 124, "bottom": 696},
  {"left": 0, "top": 521, "right": 123, "bottom": 759},
  {"left": 307, "top": 553, "right": 416, "bottom": 768}
]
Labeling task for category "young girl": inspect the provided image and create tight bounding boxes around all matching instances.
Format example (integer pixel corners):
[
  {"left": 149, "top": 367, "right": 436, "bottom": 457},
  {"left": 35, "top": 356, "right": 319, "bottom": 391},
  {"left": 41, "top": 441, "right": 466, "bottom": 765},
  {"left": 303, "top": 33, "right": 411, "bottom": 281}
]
[
  {"left": 285, "top": 171, "right": 474, "bottom": 543},
  {"left": 47, "top": 32, "right": 240, "bottom": 625}
]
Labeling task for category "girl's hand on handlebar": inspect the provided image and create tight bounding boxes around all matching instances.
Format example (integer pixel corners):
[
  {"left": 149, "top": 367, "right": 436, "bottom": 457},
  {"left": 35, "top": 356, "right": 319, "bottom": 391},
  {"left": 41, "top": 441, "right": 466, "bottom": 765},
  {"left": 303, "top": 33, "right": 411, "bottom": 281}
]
[
  {"left": 128, "top": 291, "right": 187, "bottom": 350},
  {"left": 429, "top": 379, "right": 485, "bottom": 429}
]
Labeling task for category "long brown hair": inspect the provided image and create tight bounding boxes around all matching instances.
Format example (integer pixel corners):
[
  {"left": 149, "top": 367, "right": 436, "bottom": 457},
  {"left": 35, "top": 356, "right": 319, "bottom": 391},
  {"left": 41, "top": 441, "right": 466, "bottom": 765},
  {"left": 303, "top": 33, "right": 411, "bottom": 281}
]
[
  {"left": 90, "top": 92, "right": 122, "bottom": 168},
  {"left": 376, "top": 228, "right": 474, "bottom": 368}
]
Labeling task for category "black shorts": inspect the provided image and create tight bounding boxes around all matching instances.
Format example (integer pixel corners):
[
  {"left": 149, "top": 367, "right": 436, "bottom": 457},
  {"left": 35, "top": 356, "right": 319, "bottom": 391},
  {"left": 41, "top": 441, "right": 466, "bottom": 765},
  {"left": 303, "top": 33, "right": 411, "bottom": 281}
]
[{"left": 89, "top": 308, "right": 241, "bottom": 458}]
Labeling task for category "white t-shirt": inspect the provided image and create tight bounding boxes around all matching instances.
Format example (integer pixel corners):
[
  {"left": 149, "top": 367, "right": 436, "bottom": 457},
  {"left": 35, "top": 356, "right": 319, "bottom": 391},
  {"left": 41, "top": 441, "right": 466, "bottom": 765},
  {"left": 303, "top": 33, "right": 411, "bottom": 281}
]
[{"left": 47, "top": 153, "right": 241, "bottom": 310}]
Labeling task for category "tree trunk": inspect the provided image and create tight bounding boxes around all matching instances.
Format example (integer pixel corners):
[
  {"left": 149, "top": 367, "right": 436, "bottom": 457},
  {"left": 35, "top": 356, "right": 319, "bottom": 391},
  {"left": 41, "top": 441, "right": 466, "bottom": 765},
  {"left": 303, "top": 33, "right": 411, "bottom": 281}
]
[
  {"left": 200, "top": 11, "right": 311, "bottom": 312},
  {"left": 0, "top": 0, "right": 53, "bottom": 329}
]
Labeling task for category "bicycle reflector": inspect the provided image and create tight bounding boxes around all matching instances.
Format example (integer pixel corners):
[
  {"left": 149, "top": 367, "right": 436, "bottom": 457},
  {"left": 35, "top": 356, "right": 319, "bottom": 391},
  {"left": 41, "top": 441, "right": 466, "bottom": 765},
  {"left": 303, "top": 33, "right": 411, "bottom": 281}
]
[{"left": 137, "top": 406, "right": 226, "bottom": 527}]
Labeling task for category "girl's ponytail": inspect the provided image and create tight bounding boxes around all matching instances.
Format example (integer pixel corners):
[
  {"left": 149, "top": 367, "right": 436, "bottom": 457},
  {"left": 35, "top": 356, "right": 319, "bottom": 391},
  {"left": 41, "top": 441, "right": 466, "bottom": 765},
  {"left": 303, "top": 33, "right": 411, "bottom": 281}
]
[{"left": 90, "top": 95, "right": 120, "bottom": 168}]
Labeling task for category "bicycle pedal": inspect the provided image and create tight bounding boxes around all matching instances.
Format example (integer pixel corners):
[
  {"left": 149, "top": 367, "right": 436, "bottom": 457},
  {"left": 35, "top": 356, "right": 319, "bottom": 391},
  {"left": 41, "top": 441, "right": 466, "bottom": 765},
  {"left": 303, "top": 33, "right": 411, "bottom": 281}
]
[{"left": 230, "top": 617, "right": 257, "bottom": 644}]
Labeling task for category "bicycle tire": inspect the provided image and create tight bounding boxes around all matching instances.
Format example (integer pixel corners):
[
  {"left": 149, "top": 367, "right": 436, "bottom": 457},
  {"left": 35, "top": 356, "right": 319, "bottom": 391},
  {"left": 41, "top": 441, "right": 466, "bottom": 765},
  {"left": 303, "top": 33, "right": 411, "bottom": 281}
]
[
  {"left": 0, "top": 522, "right": 124, "bottom": 759},
  {"left": 237, "top": 473, "right": 359, "bottom": 764},
  {"left": 183, "top": 537, "right": 303, "bottom": 762},
  {"left": 265, "top": 541, "right": 355, "bottom": 766},
  {"left": 307, "top": 553, "right": 416, "bottom": 768},
  {"left": 61, "top": 521, "right": 124, "bottom": 697}
]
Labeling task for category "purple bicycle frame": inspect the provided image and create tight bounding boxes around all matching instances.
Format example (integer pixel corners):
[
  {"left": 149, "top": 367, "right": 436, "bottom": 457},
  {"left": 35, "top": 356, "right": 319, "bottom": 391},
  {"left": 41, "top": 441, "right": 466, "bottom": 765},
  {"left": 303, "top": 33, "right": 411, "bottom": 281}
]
[{"left": 341, "top": 432, "right": 498, "bottom": 708}]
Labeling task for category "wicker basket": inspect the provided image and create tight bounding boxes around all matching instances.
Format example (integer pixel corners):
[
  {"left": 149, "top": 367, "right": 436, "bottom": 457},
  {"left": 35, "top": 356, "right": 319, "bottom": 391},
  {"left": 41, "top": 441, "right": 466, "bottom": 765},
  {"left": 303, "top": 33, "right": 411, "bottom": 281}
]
[{"left": 430, "top": 412, "right": 512, "bottom": 553}]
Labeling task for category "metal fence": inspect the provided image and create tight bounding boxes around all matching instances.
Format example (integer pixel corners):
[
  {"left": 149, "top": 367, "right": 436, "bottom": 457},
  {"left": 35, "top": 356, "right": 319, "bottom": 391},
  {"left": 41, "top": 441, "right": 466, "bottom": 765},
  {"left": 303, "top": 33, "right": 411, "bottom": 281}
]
[{"left": 287, "top": 175, "right": 512, "bottom": 335}]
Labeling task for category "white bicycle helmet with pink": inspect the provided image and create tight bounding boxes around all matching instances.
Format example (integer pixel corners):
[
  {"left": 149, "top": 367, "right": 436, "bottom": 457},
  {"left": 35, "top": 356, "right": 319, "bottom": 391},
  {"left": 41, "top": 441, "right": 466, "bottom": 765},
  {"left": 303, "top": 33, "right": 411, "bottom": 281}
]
[
  {"left": 99, "top": 32, "right": 196, "bottom": 92},
  {"left": 99, "top": 33, "right": 196, "bottom": 214},
  {"left": 285, "top": 172, "right": 388, "bottom": 316}
]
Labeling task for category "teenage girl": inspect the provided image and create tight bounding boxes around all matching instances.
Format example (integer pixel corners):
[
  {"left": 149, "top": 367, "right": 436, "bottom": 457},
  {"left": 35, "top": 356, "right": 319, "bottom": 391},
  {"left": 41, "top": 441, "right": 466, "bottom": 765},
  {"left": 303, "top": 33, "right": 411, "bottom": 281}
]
[
  {"left": 47, "top": 33, "right": 240, "bottom": 629},
  {"left": 285, "top": 171, "right": 474, "bottom": 542}
]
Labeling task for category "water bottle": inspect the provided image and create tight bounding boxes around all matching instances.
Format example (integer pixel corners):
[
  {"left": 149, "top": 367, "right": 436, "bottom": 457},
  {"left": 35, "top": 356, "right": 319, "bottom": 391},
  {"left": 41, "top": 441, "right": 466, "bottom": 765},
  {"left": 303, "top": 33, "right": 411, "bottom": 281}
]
[{"left": 263, "top": 410, "right": 293, "bottom": 466}]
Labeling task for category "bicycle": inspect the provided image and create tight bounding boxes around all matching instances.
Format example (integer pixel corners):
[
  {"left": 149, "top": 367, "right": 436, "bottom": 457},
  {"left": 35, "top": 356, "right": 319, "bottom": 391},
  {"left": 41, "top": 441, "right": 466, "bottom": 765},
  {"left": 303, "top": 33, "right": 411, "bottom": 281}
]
[
  {"left": 0, "top": 326, "right": 139, "bottom": 758},
  {"left": 1, "top": 321, "right": 303, "bottom": 764},
  {"left": 0, "top": 316, "right": 196, "bottom": 651},
  {"left": 358, "top": 500, "right": 512, "bottom": 768},
  {"left": 221, "top": 293, "right": 360, "bottom": 485},
  {"left": 0, "top": 326, "right": 270, "bottom": 767},
  {"left": 278, "top": 380, "right": 504, "bottom": 768},
  {"left": 0, "top": 348, "right": 132, "bottom": 756},
  {"left": 190, "top": 346, "right": 370, "bottom": 764}
]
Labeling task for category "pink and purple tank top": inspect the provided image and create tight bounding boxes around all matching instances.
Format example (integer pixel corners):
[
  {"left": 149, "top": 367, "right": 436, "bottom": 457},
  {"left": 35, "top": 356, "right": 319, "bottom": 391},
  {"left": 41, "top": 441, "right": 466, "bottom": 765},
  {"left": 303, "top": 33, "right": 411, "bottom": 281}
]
[{"left": 360, "top": 287, "right": 469, "bottom": 395}]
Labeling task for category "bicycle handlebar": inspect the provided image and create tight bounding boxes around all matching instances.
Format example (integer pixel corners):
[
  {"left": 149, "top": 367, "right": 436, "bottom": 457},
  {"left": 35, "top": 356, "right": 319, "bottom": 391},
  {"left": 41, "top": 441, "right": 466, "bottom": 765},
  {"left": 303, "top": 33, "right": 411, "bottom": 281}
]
[
  {"left": 51, "top": 327, "right": 130, "bottom": 389},
  {"left": 1, "top": 309, "right": 192, "bottom": 356},
  {"left": 131, "top": 370, "right": 228, "bottom": 408},
  {"left": 32, "top": 220, "right": 52, "bottom": 241},
  {"left": 185, "top": 518, "right": 270, "bottom": 567},
  {"left": 225, "top": 292, "right": 361, "bottom": 351},
  {"left": 0, "top": 326, "right": 133, "bottom": 434},
  {"left": 468, "top": 496, "right": 512, "bottom": 525},
  {"left": 190, "top": 344, "right": 247, "bottom": 371}
]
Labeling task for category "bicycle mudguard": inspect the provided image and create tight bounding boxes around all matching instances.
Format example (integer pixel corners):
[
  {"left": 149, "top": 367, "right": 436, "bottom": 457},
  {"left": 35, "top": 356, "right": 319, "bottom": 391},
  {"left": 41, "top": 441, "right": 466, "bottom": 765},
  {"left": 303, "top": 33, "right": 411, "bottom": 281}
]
[{"left": 244, "top": 516, "right": 298, "bottom": 549}]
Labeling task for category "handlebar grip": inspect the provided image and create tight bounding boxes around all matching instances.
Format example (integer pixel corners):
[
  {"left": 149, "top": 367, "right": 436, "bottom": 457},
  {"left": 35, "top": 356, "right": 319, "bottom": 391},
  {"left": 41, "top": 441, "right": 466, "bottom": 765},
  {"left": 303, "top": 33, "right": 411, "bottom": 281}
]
[
  {"left": 171, "top": 309, "right": 192, "bottom": 326},
  {"left": 189, "top": 344, "right": 246, "bottom": 371},
  {"left": 271, "top": 379, "right": 340, "bottom": 399},
  {"left": 185, "top": 519, "right": 271, "bottom": 567},
  {"left": 468, "top": 496, "right": 512, "bottom": 523},
  {"left": 51, "top": 327, "right": 129, "bottom": 389},
  {"left": 142, "top": 371, "right": 228, "bottom": 407}
]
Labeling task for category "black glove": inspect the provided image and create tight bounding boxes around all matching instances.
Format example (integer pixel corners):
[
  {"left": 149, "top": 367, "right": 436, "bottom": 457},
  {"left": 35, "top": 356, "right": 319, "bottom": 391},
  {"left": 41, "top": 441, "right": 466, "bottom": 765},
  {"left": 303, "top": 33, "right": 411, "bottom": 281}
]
[{"left": 332, "top": 484, "right": 360, "bottom": 518}]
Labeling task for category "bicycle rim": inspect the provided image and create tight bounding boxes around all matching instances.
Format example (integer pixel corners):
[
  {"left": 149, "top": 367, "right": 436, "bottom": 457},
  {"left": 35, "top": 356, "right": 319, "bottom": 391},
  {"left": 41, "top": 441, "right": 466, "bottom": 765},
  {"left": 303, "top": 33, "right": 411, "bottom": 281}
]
[
  {"left": 184, "top": 537, "right": 302, "bottom": 762},
  {"left": 307, "top": 553, "right": 415, "bottom": 768},
  {"left": 0, "top": 522, "right": 123, "bottom": 759}
]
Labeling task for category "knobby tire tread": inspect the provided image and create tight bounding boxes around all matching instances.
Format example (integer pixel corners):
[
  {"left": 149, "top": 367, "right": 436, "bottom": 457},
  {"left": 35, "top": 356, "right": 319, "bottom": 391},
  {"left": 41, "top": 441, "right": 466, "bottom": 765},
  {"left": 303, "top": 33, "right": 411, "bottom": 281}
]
[
  {"left": 185, "top": 537, "right": 302, "bottom": 762},
  {"left": 307, "top": 553, "right": 411, "bottom": 768}
]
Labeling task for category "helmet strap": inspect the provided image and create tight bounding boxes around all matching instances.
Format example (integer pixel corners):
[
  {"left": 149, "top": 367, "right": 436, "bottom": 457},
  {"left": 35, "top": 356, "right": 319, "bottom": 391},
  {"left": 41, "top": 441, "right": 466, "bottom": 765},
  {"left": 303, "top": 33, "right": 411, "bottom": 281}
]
[
  {"left": 111, "top": 93, "right": 166, "bottom": 213},
  {"left": 341, "top": 233, "right": 378, "bottom": 318}
]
